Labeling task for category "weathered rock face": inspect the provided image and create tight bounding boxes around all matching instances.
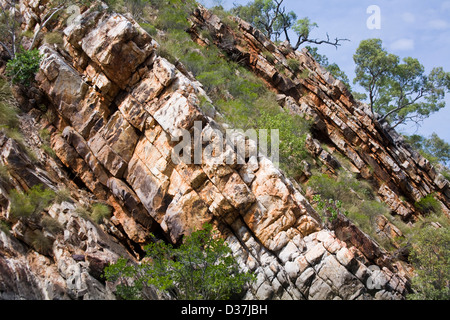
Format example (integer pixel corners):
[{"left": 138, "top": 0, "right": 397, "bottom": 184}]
[
  {"left": 0, "top": 127, "right": 139, "bottom": 300},
  {"left": 0, "top": 1, "right": 420, "bottom": 300},
  {"left": 188, "top": 6, "right": 450, "bottom": 223}
]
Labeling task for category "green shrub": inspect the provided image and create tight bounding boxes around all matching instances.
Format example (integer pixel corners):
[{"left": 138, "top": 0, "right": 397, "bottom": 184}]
[
  {"left": 312, "top": 194, "right": 348, "bottom": 224},
  {"left": 43, "top": 31, "right": 64, "bottom": 46},
  {"left": 41, "top": 215, "right": 64, "bottom": 234},
  {"left": 154, "top": 2, "right": 191, "bottom": 31},
  {"left": 0, "top": 78, "right": 19, "bottom": 129},
  {"left": 104, "top": 223, "right": 255, "bottom": 300},
  {"left": 407, "top": 224, "right": 450, "bottom": 300},
  {"left": 27, "top": 229, "right": 53, "bottom": 255},
  {"left": 6, "top": 48, "right": 42, "bottom": 86},
  {"left": 76, "top": 202, "right": 112, "bottom": 224},
  {"left": 414, "top": 194, "right": 442, "bottom": 215},
  {"left": 262, "top": 50, "right": 275, "bottom": 64},
  {"left": 0, "top": 164, "right": 10, "bottom": 182},
  {"left": 308, "top": 172, "right": 391, "bottom": 244},
  {"left": 0, "top": 220, "right": 11, "bottom": 233},
  {"left": 258, "top": 109, "right": 310, "bottom": 178},
  {"left": 139, "top": 22, "right": 157, "bottom": 36},
  {"left": 90, "top": 203, "right": 112, "bottom": 224},
  {"left": 75, "top": 204, "right": 91, "bottom": 220},
  {"left": 55, "top": 188, "right": 72, "bottom": 204},
  {"left": 308, "top": 172, "right": 374, "bottom": 205},
  {"left": 9, "top": 185, "right": 56, "bottom": 220},
  {"left": 287, "top": 58, "right": 300, "bottom": 72}
]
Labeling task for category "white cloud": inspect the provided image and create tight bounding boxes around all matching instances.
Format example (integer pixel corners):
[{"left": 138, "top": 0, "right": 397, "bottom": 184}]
[
  {"left": 442, "top": 1, "right": 450, "bottom": 11},
  {"left": 428, "top": 19, "right": 449, "bottom": 30},
  {"left": 401, "top": 12, "right": 415, "bottom": 24},
  {"left": 390, "top": 38, "right": 415, "bottom": 51}
]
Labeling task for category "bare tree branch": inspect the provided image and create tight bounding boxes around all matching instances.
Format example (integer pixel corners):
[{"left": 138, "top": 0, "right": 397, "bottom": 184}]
[
  {"left": 0, "top": 40, "right": 13, "bottom": 58},
  {"left": 379, "top": 88, "right": 424, "bottom": 123},
  {"left": 294, "top": 33, "right": 349, "bottom": 50},
  {"left": 30, "top": 4, "right": 65, "bottom": 50}
]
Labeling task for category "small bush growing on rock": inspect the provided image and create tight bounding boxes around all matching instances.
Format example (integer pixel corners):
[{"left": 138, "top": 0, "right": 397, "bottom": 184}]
[
  {"left": 75, "top": 202, "right": 112, "bottom": 224},
  {"left": 9, "top": 185, "right": 56, "bottom": 221},
  {"left": 414, "top": 193, "right": 442, "bottom": 216},
  {"left": 41, "top": 216, "right": 64, "bottom": 235},
  {"left": 287, "top": 58, "right": 300, "bottom": 72},
  {"left": 258, "top": 109, "right": 311, "bottom": 178},
  {"left": 55, "top": 187, "right": 72, "bottom": 204},
  {"left": 43, "top": 31, "right": 64, "bottom": 47},
  {"left": 6, "top": 48, "right": 42, "bottom": 86},
  {"left": 104, "top": 223, "right": 255, "bottom": 300},
  {"left": 0, "top": 78, "right": 19, "bottom": 129},
  {"left": 0, "top": 220, "right": 11, "bottom": 233},
  {"left": 90, "top": 203, "right": 112, "bottom": 224},
  {"left": 26, "top": 229, "right": 53, "bottom": 256}
]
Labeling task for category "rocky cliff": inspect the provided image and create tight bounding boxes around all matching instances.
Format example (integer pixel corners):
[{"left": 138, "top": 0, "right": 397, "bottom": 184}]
[
  {"left": 2, "top": 0, "right": 447, "bottom": 300},
  {"left": 188, "top": 6, "right": 450, "bottom": 223}
]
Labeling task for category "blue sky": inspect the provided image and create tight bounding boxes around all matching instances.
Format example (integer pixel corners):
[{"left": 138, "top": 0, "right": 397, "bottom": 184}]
[{"left": 201, "top": 0, "right": 450, "bottom": 143}]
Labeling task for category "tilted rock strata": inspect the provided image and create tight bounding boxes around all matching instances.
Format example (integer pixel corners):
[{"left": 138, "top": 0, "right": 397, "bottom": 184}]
[
  {"left": 0, "top": 127, "right": 141, "bottom": 299},
  {"left": 0, "top": 1, "right": 411, "bottom": 299},
  {"left": 28, "top": 6, "right": 410, "bottom": 299},
  {"left": 188, "top": 6, "right": 450, "bottom": 222}
]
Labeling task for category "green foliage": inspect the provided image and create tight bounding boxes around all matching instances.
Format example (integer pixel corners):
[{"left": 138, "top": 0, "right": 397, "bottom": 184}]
[
  {"left": 55, "top": 187, "right": 72, "bottom": 204},
  {"left": 104, "top": 223, "right": 255, "bottom": 300},
  {"left": 75, "top": 202, "right": 112, "bottom": 224},
  {"left": 0, "top": 220, "right": 11, "bottom": 233},
  {"left": 90, "top": 203, "right": 112, "bottom": 224},
  {"left": 26, "top": 229, "right": 53, "bottom": 255},
  {"left": 312, "top": 194, "right": 348, "bottom": 223},
  {"left": 75, "top": 202, "right": 111, "bottom": 224},
  {"left": 308, "top": 172, "right": 390, "bottom": 237},
  {"left": 41, "top": 215, "right": 64, "bottom": 234},
  {"left": 404, "top": 133, "right": 450, "bottom": 166},
  {"left": 353, "top": 38, "right": 450, "bottom": 128},
  {"left": 103, "top": 257, "right": 144, "bottom": 300},
  {"left": 43, "top": 31, "right": 64, "bottom": 46},
  {"left": 407, "top": 224, "right": 450, "bottom": 300},
  {"left": 257, "top": 109, "right": 310, "bottom": 178},
  {"left": 353, "top": 38, "right": 398, "bottom": 112},
  {"left": 9, "top": 185, "right": 56, "bottom": 220},
  {"left": 308, "top": 172, "right": 373, "bottom": 204},
  {"left": 286, "top": 58, "right": 300, "bottom": 72},
  {"left": 292, "top": 17, "right": 318, "bottom": 48},
  {"left": 262, "top": 50, "right": 275, "bottom": 64},
  {"left": 0, "top": 77, "right": 19, "bottom": 129},
  {"left": 306, "top": 46, "right": 350, "bottom": 88},
  {"left": 6, "top": 48, "right": 42, "bottom": 85},
  {"left": 414, "top": 194, "right": 442, "bottom": 216},
  {"left": 139, "top": 22, "right": 157, "bottom": 36}
]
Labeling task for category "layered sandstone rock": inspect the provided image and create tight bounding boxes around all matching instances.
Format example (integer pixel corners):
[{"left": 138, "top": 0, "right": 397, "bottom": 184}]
[
  {"left": 0, "top": 1, "right": 420, "bottom": 300},
  {"left": 188, "top": 6, "right": 450, "bottom": 223},
  {"left": 33, "top": 5, "right": 411, "bottom": 299},
  {"left": 0, "top": 128, "right": 140, "bottom": 299}
]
